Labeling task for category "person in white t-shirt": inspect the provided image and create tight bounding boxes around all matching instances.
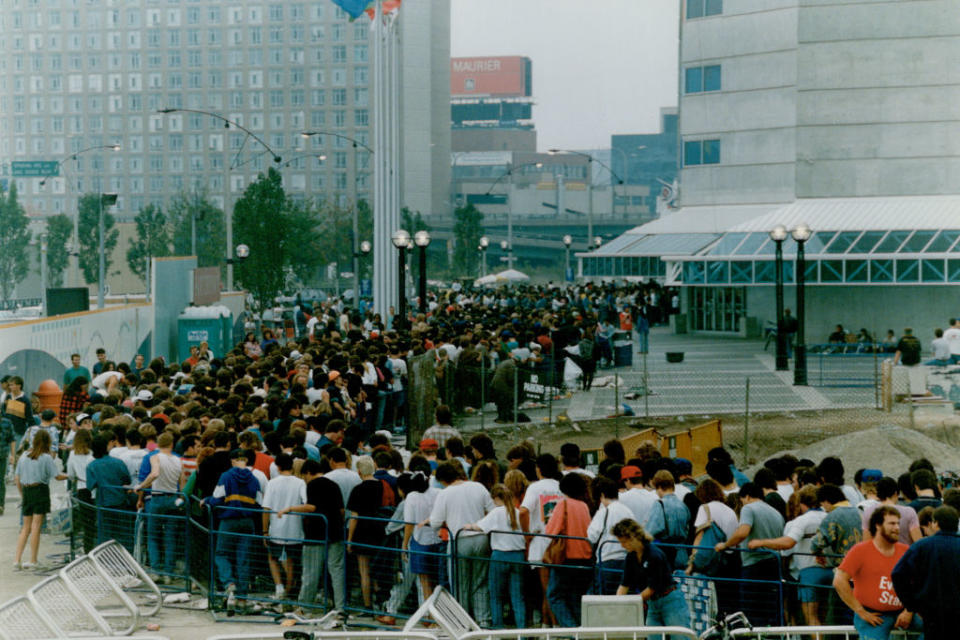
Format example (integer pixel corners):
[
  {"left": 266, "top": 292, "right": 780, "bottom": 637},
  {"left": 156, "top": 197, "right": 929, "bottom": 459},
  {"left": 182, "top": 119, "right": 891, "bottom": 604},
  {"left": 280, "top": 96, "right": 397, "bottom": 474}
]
[
  {"left": 427, "top": 461, "right": 494, "bottom": 628},
  {"left": 587, "top": 477, "right": 635, "bottom": 594},
  {"left": 520, "top": 454, "right": 563, "bottom": 626},
  {"left": 619, "top": 465, "right": 658, "bottom": 524},
  {"left": 261, "top": 454, "right": 307, "bottom": 601},
  {"left": 120, "top": 429, "right": 149, "bottom": 478},
  {"left": 466, "top": 484, "right": 527, "bottom": 629},
  {"left": 401, "top": 467, "right": 443, "bottom": 603},
  {"left": 943, "top": 318, "right": 960, "bottom": 364},
  {"left": 687, "top": 478, "right": 741, "bottom": 616},
  {"left": 323, "top": 447, "right": 361, "bottom": 506}
]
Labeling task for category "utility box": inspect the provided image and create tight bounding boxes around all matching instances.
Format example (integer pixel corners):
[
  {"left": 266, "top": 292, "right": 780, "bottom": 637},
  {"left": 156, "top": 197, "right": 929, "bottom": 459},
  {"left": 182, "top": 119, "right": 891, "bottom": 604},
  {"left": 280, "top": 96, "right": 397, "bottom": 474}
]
[{"left": 177, "top": 305, "right": 233, "bottom": 362}]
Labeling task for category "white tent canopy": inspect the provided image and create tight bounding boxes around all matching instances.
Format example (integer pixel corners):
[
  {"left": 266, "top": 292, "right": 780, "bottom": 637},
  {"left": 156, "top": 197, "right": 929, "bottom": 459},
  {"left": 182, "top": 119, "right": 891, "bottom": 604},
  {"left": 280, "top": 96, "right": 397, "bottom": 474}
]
[{"left": 474, "top": 269, "right": 531, "bottom": 287}]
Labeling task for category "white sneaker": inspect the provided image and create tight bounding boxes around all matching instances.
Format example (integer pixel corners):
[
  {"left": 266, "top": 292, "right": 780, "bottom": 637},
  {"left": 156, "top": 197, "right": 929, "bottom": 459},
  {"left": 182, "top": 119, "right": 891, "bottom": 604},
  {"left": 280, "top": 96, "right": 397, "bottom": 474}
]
[
  {"left": 274, "top": 584, "right": 285, "bottom": 600},
  {"left": 225, "top": 584, "right": 237, "bottom": 609}
]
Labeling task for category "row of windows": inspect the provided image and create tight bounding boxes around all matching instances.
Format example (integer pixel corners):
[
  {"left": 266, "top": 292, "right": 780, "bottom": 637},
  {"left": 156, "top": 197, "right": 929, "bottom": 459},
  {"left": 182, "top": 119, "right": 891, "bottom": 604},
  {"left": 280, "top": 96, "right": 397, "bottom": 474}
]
[
  {"left": 681, "top": 259, "right": 960, "bottom": 285},
  {"left": 3, "top": 5, "right": 362, "bottom": 31},
  {"left": 581, "top": 256, "right": 667, "bottom": 278},
  {"left": 704, "top": 230, "right": 960, "bottom": 257},
  {"left": 684, "top": 65, "right": 720, "bottom": 94},
  {"left": 686, "top": 0, "right": 722, "bottom": 19},
  {"left": 683, "top": 139, "right": 720, "bottom": 166}
]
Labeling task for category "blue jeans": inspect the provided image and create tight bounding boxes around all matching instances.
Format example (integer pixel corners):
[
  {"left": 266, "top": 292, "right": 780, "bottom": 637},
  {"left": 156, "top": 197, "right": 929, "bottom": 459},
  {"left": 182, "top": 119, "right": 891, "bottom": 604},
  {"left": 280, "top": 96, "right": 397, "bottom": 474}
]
[
  {"left": 854, "top": 610, "right": 924, "bottom": 640},
  {"left": 637, "top": 330, "right": 649, "bottom": 354},
  {"left": 0, "top": 447, "right": 7, "bottom": 507},
  {"left": 547, "top": 559, "right": 593, "bottom": 628},
  {"left": 489, "top": 550, "right": 525, "bottom": 628},
  {"left": 146, "top": 494, "right": 180, "bottom": 575},
  {"left": 215, "top": 518, "right": 254, "bottom": 597},
  {"left": 645, "top": 588, "right": 691, "bottom": 640}
]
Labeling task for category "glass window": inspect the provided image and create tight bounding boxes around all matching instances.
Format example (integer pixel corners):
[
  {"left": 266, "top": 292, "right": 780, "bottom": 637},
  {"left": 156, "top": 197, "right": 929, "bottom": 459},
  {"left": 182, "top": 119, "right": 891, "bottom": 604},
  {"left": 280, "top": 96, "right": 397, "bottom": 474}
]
[
  {"left": 683, "top": 140, "right": 702, "bottom": 166},
  {"left": 848, "top": 230, "right": 886, "bottom": 253},
  {"left": 871, "top": 259, "right": 894, "bottom": 283},
  {"left": 703, "top": 65, "right": 721, "bottom": 91},
  {"left": 821, "top": 260, "right": 843, "bottom": 282},
  {"left": 948, "top": 259, "right": 960, "bottom": 282},
  {"left": 730, "top": 261, "right": 752, "bottom": 283},
  {"left": 683, "top": 261, "right": 705, "bottom": 284},
  {"left": 896, "top": 259, "right": 919, "bottom": 282},
  {"left": 900, "top": 230, "right": 936, "bottom": 253},
  {"left": 684, "top": 67, "right": 702, "bottom": 94},
  {"left": 922, "top": 259, "right": 945, "bottom": 282},
  {"left": 707, "top": 261, "right": 728, "bottom": 284},
  {"left": 875, "top": 230, "right": 911, "bottom": 253},
  {"left": 823, "top": 231, "right": 861, "bottom": 254},
  {"left": 804, "top": 231, "right": 836, "bottom": 254},
  {"left": 734, "top": 233, "right": 767, "bottom": 255},
  {"left": 802, "top": 260, "right": 818, "bottom": 282},
  {"left": 702, "top": 139, "right": 721, "bottom": 164},
  {"left": 925, "top": 230, "right": 960, "bottom": 253},
  {"left": 846, "top": 260, "right": 868, "bottom": 282},
  {"left": 706, "top": 232, "right": 747, "bottom": 255}
]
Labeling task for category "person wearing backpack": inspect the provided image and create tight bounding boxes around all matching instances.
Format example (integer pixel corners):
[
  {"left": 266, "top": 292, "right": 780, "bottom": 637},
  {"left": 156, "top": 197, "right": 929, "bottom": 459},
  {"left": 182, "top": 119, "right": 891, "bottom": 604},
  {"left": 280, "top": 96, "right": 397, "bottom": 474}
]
[
  {"left": 687, "top": 478, "right": 740, "bottom": 616},
  {"left": 644, "top": 470, "right": 690, "bottom": 569},
  {"left": 577, "top": 327, "right": 599, "bottom": 391}
]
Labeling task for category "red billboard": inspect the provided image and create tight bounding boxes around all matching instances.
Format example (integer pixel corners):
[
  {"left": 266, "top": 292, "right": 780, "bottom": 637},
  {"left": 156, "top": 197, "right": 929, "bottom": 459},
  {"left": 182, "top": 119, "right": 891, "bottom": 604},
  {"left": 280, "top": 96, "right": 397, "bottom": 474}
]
[{"left": 451, "top": 56, "right": 531, "bottom": 98}]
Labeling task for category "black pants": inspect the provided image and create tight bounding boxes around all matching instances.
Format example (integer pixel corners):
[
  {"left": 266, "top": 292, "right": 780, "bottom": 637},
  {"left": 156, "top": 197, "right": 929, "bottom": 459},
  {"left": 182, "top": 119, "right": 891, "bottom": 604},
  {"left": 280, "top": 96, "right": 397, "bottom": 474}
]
[{"left": 740, "top": 556, "right": 781, "bottom": 627}]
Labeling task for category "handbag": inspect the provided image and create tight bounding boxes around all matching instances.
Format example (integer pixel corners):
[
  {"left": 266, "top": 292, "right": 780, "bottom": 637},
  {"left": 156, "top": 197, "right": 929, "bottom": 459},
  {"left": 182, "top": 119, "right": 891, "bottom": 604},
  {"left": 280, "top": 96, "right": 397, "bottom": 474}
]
[
  {"left": 691, "top": 504, "right": 729, "bottom": 576},
  {"left": 542, "top": 500, "right": 568, "bottom": 565}
]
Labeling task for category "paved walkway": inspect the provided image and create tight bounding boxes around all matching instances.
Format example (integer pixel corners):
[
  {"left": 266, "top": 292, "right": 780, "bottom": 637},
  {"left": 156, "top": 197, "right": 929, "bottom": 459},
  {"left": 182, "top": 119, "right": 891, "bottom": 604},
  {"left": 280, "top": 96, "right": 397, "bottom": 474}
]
[{"left": 456, "top": 327, "right": 882, "bottom": 431}]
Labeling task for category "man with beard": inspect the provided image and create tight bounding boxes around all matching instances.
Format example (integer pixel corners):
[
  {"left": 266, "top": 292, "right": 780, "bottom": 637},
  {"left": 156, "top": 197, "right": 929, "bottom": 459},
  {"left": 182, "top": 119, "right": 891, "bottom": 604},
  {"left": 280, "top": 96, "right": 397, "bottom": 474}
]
[{"left": 833, "top": 506, "right": 921, "bottom": 640}]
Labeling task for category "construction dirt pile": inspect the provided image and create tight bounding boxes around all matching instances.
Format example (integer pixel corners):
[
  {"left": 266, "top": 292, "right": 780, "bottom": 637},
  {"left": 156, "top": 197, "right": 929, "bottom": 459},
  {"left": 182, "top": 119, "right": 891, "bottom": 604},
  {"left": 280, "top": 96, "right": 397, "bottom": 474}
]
[{"left": 761, "top": 424, "right": 960, "bottom": 477}]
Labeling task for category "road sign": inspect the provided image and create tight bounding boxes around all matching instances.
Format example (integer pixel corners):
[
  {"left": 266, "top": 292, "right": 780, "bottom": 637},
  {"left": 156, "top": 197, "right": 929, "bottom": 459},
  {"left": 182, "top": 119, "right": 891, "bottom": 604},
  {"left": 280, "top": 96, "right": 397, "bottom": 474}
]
[{"left": 11, "top": 161, "right": 59, "bottom": 178}]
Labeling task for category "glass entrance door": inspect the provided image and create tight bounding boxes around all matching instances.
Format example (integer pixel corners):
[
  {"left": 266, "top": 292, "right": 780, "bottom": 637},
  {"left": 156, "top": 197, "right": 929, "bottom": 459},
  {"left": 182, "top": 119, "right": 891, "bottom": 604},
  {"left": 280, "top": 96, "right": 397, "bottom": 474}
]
[{"left": 688, "top": 286, "right": 745, "bottom": 332}]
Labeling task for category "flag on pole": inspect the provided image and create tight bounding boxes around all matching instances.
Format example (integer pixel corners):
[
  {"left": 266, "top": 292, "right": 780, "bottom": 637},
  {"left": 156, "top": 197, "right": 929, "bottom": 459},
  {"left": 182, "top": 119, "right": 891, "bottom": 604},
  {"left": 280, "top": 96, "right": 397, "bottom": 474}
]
[
  {"left": 365, "top": 0, "right": 401, "bottom": 19},
  {"left": 329, "top": 0, "right": 373, "bottom": 20}
]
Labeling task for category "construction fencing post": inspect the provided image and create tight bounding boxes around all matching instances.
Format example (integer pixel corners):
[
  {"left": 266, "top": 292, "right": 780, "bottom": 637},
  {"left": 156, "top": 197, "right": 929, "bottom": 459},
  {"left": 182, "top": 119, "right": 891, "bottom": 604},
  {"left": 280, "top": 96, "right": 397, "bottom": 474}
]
[
  {"left": 513, "top": 362, "right": 519, "bottom": 425},
  {"left": 744, "top": 376, "right": 751, "bottom": 466},
  {"left": 480, "top": 356, "right": 486, "bottom": 431},
  {"left": 643, "top": 352, "right": 649, "bottom": 419}
]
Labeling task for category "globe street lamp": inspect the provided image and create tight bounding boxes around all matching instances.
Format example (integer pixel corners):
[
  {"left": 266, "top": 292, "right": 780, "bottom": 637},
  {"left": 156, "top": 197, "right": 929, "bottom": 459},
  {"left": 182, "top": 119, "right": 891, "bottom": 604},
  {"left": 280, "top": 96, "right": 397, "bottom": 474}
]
[
  {"left": 563, "top": 234, "right": 573, "bottom": 282},
  {"left": 500, "top": 239, "right": 511, "bottom": 269},
  {"left": 769, "top": 225, "right": 790, "bottom": 371},
  {"left": 414, "top": 230, "right": 431, "bottom": 314},
  {"left": 391, "top": 229, "right": 410, "bottom": 329},
  {"left": 478, "top": 235, "right": 490, "bottom": 278},
  {"left": 792, "top": 223, "right": 812, "bottom": 386},
  {"left": 594, "top": 236, "right": 603, "bottom": 250}
]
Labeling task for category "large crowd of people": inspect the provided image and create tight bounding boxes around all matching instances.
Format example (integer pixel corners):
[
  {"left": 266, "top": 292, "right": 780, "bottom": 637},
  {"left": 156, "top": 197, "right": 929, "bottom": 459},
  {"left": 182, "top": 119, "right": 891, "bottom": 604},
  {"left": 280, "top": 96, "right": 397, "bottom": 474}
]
[{"left": 1, "top": 283, "right": 958, "bottom": 640}]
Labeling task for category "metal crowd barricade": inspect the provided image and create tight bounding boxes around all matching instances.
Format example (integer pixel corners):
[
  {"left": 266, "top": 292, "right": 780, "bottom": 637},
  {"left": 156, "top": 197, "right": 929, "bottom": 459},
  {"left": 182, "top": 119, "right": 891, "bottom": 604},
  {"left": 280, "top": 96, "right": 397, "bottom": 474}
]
[
  {"left": 89, "top": 540, "right": 163, "bottom": 617},
  {"left": 0, "top": 595, "right": 63, "bottom": 640},
  {"left": 402, "top": 586, "right": 480, "bottom": 637},
  {"left": 59, "top": 555, "right": 141, "bottom": 635},
  {"left": 205, "top": 633, "right": 439, "bottom": 640},
  {"left": 27, "top": 574, "right": 115, "bottom": 637}
]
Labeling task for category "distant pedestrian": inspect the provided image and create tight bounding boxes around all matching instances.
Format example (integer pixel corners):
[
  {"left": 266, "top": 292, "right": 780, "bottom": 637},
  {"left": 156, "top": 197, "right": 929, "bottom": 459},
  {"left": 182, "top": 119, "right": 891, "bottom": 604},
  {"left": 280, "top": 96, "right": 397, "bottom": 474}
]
[
  {"left": 14, "top": 430, "right": 67, "bottom": 569},
  {"left": 893, "top": 328, "right": 921, "bottom": 366}
]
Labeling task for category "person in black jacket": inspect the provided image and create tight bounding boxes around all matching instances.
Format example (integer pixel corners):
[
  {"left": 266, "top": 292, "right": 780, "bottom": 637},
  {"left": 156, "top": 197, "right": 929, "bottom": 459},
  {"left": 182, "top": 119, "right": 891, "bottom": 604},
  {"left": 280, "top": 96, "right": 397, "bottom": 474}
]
[{"left": 892, "top": 505, "right": 960, "bottom": 640}]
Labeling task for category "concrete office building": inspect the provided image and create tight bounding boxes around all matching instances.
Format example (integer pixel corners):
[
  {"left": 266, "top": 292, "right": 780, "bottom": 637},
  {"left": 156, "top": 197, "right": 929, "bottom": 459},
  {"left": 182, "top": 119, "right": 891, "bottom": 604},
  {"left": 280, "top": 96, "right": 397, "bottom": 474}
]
[
  {"left": 0, "top": 0, "right": 449, "bottom": 236},
  {"left": 588, "top": 0, "right": 960, "bottom": 342}
]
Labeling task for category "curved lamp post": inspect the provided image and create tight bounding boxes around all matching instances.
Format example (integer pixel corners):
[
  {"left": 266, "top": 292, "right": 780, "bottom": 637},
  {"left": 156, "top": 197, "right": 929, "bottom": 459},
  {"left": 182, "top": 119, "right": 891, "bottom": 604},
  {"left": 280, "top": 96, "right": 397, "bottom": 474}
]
[
  {"left": 792, "top": 223, "right": 812, "bottom": 386},
  {"left": 478, "top": 235, "right": 490, "bottom": 279},
  {"left": 485, "top": 161, "right": 544, "bottom": 270},
  {"left": 414, "top": 230, "right": 431, "bottom": 313},
  {"left": 769, "top": 225, "right": 789, "bottom": 371},
  {"left": 548, "top": 149, "right": 626, "bottom": 244},
  {"left": 391, "top": 229, "right": 410, "bottom": 329},
  {"left": 563, "top": 234, "right": 573, "bottom": 282}
]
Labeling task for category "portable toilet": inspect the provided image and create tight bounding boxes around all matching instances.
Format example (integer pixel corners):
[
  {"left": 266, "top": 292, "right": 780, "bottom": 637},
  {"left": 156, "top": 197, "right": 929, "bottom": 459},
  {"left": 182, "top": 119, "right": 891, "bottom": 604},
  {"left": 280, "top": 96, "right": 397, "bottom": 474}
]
[{"left": 177, "top": 305, "right": 233, "bottom": 362}]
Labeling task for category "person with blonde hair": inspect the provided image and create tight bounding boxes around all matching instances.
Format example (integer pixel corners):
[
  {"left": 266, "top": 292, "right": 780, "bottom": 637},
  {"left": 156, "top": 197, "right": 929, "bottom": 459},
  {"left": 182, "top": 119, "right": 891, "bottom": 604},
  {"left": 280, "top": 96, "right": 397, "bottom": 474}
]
[
  {"left": 14, "top": 429, "right": 67, "bottom": 569},
  {"left": 613, "top": 519, "right": 690, "bottom": 636}
]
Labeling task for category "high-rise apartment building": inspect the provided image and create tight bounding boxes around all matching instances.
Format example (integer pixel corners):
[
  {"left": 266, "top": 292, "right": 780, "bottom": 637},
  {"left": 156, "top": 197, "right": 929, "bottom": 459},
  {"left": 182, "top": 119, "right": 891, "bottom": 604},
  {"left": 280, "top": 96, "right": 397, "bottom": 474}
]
[{"left": 0, "top": 0, "right": 449, "bottom": 222}]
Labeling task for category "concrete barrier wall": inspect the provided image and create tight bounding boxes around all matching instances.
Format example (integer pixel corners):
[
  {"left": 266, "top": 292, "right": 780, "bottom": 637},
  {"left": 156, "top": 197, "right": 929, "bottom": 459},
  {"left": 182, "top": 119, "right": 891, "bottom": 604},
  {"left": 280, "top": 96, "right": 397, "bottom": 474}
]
[{"left": 0, "top": 304, "right": 153, "bottom": 395}]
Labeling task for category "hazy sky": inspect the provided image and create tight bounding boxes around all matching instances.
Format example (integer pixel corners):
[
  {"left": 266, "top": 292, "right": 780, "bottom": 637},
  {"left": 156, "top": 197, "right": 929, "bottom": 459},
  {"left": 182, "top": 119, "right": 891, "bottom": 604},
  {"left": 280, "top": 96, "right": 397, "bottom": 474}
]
[{"left": 450, "top": 0, "right": 680, "bottom": 152}]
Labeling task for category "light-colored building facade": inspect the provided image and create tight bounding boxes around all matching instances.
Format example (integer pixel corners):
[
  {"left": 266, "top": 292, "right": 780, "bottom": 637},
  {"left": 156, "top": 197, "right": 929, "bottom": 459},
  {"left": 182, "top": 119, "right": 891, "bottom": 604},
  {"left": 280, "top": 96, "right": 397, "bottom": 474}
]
[{"left": 0, "top": 0, "right": 449, "bottom": 228}]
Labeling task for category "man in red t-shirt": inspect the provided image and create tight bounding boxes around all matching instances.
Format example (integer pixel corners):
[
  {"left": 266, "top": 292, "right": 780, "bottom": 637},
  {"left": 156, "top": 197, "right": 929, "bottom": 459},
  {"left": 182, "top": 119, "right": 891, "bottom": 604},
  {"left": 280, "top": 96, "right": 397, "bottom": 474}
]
[{"left": 833, "top": 505, "right": 922, "bottom": 640}]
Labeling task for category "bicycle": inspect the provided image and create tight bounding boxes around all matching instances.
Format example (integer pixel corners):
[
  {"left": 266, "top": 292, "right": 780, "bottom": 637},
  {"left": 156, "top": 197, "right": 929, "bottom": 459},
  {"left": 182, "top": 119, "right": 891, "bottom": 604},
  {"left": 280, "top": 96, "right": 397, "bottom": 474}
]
[
  {"left": 763, "top": 322, "right": 777, "bottom": 351},
  {"left": 275, "top": 609, "right": 348, "bottom": 640},
  {"left": 699, "top": 612, "right": 751, "bottom": 640}
]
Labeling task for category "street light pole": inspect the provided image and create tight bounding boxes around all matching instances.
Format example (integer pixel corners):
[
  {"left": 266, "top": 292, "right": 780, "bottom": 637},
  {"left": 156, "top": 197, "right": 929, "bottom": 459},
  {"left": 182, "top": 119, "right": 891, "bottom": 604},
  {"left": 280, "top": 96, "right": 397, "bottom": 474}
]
[
  {"left": 479, "top": 235, "right": 489, "bottom": 279},
  {"left": 415, "top": 230, "right": 431, "bottom": 314},
  {"left": 391, "top": 229, "right": 410, "bottom": 330},
  {"left": 563, "top": 234, "right": 572, "bottom": 282},
  {"left": 770, "top": 225, "right": 789, "bottom": 371},
  {"left": 98, "top": 192, "right": 118, "bottom": 309},
  {"left": 792, "top": 223, "right": 811, "bottom": 386}
]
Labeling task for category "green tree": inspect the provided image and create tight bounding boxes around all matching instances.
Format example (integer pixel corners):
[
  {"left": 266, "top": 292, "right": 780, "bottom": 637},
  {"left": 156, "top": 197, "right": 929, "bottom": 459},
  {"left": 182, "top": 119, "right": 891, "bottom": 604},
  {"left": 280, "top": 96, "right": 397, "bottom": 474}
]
[
  {"left": 77, "top": 193, "right": 119, "bottom": 285},
  {"left": 234, "top": 168, "right": 324, "bottom": 312},
  {"left": 401, "top": 206, "right": 429, "bottom": 235},
  {"left": 127, "top": 203, "right": 172, "bottom": 283},
  {"left": 168, "top": 189, "right": 226, "bottom": 268},
  {"left": 314, "top": 198, "right": 374, "bottom": 284},
  {"left": 41, "top": 214, "right": 72, "bottom": 288},
  {"left": 452, "top": 203, "right": 484, "bottom": 277},
  {"left": 0, "top": 183, "right": 32, "bottom": 301}
]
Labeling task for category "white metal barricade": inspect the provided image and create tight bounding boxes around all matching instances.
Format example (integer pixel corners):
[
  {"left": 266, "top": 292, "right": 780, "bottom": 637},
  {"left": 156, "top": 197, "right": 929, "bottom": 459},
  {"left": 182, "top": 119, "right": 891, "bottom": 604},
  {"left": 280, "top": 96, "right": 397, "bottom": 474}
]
[
  {"left": 0, "top": 595, "right": 65, "bottom": 640},
  {"left": 27, "top": 574, "right": 115, "bottom": 637},
  {"left": 729, "top": 626, "right": 923, "bottom": 639},
  {"left": 89, "top": 540, "right": 162, "bottom": 617},
  {"left": 60, "top": 555, "right": 141, "bottom": 635},
  {"left": 402, "top": 586, "right": 481, "bottom": 638},
  {"left": 205, "top": 633, "right": 440, "bottom": 640}
]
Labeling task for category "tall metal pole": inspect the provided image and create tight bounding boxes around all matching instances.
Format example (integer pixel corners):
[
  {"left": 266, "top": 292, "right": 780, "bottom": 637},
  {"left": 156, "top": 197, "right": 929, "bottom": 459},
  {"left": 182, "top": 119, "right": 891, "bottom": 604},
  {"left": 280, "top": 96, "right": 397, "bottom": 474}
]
[
  {"left": 586, "top": 159, "right": 594, "bottom": 245},
  {"left": 39, "top": 233, "right": 48, "bottom": 316},
  {"left": 397, "top": 246, "right": 406, "bottom": 329},
  {"left": 507, "top": 166, "right": 514, "bottom": 270},
  {"left": 97, "top": 195, "right": 105, "bottom": 308},
  {"left": 71, "top": 155, "right": 81, "bottom": 287},
  {"left": 774, "top": 238, "right": 789, "bottom": 370},
  {"left": 352, "top": 145, "right": 360, "bottom": 308},
  {"left": 794, "top": 237, "right": 808, "bottom": 385},
  {"left": 418, "top": 245, "right": 427, "bottom": 314},
  {"left": 225, "top": 162, "right": 234, "bottom": 291}
]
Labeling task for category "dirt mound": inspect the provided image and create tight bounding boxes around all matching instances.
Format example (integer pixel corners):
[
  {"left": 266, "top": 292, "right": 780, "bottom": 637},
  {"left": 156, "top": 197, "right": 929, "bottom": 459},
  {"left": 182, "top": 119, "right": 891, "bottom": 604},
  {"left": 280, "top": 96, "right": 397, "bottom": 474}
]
[{"left": 762, "top": 424, "right": 960, "bottom": 477}]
